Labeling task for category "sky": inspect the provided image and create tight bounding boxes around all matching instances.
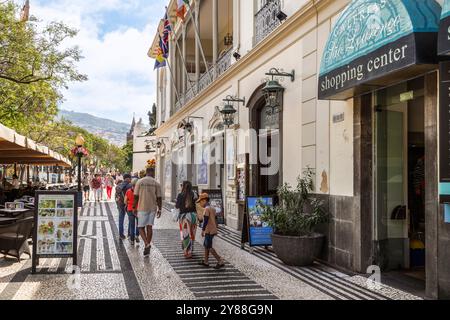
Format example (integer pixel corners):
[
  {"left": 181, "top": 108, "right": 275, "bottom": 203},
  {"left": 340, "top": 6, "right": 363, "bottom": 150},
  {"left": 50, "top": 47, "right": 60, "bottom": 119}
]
[{"left": 21, "top": 0, "right": 167, "bottom": 125}]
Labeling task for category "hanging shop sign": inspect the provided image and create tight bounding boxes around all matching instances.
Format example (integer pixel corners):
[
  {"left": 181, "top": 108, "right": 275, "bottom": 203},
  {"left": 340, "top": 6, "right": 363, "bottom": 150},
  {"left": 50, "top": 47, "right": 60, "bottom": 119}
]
[
  {"left": 241, "top": 196, "right": 275, "bottom": 248},
  {"left": 201, "top": 189, "right": 225, "bottom": 224},
  {"left": 438, "top": 0, "right": 450, "bottom": 55},
  {"left": 32, "top": 190, "right": 79, "bottom": 274},
  {"left": 318, "top": 0, "right": 441, "bottom": 100}
]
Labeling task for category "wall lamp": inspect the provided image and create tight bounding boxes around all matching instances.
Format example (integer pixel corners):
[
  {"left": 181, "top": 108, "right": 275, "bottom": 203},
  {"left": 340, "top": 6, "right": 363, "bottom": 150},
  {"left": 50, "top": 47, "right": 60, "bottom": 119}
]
[
  {"left": 276, "top": 10, "right": 288, "bottom": 22},
  {"left": 156, "top": 137, "right": 169, "bottom": 149},
  {"left": 218, "top": 95, "right": 246, "bottom": 128},
  {"left": 233, "top": 52, "right": 241, "bottom": 61},
  {"left": 184, "top": 116, "right": 203, "bottom": 134},
  {"left": 263, "top": 68, "right": 295, "bottom": 114}
]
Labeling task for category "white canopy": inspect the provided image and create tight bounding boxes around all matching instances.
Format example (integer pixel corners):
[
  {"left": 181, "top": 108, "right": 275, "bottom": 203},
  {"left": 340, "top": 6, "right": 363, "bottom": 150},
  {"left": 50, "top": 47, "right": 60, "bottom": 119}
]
[{"left": 0, "top": 123, "right": 72, "bottom": 167}]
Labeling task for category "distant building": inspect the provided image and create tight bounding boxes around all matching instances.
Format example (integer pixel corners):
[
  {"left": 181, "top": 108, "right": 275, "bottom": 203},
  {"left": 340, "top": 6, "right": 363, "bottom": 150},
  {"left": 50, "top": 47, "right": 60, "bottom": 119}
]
[
  {"left": 131, "top": 118, "right": 157, "bottom": 174},
  {"left": 126, "top": 116, "right": 136, "bottom": 144}
]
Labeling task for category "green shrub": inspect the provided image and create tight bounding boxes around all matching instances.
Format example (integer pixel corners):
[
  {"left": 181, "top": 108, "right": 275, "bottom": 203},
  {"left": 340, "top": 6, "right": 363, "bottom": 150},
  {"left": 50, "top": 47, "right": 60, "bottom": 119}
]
[{"left": 261, "top": 169, "right": 329, "bottom": 236}]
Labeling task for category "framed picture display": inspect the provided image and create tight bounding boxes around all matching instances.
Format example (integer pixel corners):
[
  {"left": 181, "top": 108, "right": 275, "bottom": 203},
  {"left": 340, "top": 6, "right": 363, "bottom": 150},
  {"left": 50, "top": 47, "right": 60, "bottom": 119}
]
[
  {"left": 164, "top": 157, "right": 172, "bottom": 200},
  {"left": 226, "top": 132, "right": 236, "bottom": 181},
  {"left": 32, "top": 190, "right": 79, "bottom": 274},
  {"left": 236, "top": 154, "right": 249, "bottom": 204},
  {"left": 197, "top": 144, "right": 209, "bottom": 185}
]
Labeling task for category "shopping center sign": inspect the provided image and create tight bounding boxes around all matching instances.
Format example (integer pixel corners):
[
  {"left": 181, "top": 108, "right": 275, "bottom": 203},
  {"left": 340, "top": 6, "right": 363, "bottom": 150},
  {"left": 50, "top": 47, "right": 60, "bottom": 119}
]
[
  {"left": 318, "top": 0, "right": 441, "bottom": 100},
  {"left": 438, "top": 0, "right": 450, "bottom": 55}
]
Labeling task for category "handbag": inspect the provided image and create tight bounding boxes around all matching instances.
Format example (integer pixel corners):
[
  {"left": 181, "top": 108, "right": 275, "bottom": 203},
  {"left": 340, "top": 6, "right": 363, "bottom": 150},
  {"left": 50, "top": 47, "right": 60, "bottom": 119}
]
[{"left": 171, "top": 208, "right": 180, "bottom": 222}]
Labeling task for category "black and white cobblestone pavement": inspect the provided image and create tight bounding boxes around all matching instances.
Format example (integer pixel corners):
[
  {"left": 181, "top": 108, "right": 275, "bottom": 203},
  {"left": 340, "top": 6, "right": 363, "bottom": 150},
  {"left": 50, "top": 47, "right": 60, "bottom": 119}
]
[{"left": 0, "top": 201, "right": 422, "bottom": 300}]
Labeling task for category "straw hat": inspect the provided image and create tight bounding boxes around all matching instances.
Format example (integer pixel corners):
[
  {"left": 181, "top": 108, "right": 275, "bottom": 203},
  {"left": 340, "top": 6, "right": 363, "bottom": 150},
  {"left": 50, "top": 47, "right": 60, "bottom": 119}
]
[{"left": 196, "top": 193, "right": 209, "bottom": 203}]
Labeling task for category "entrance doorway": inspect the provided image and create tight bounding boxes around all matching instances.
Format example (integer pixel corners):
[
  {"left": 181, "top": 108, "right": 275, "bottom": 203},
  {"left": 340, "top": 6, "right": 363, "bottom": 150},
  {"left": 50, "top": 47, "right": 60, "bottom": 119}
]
[{"left": 374, "top": 77, "right": 426, "bottom": 284}]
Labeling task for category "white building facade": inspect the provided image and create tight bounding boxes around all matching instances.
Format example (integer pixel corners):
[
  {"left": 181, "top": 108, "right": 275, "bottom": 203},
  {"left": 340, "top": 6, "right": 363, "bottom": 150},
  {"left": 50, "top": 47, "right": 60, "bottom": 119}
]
[
  {"left": 131, "top": 118, "right": 157, "bottom": 174},
  {"left": 149, "top": 0, "right": 450, "bottom": 299}
]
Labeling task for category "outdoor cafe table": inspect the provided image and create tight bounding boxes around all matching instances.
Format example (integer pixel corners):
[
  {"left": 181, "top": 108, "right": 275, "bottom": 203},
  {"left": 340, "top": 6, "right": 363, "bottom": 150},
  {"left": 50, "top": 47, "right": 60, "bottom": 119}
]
[{"left": 0, "top": 209, "right": 30, "bottom": 217}]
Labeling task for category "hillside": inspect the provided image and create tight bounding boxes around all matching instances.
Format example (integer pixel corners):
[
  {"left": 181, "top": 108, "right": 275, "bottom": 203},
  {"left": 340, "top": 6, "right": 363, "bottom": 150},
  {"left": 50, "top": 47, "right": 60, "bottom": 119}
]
[{"left": 58, "top": 109, "right": 130, "bottom": 146}]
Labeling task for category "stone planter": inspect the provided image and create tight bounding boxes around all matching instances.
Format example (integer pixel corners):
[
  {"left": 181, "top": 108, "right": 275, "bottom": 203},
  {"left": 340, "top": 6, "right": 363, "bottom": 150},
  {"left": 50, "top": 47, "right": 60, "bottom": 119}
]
[{"left": 271, "top": 233, "right": 325, "bottom": 266}]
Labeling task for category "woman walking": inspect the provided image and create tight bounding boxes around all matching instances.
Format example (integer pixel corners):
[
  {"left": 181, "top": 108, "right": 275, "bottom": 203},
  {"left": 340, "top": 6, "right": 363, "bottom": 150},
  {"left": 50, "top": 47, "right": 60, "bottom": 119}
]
[
  {"left": 105, "top": 173, "right": 115, "bottom": 201},
  {"left": 176, "top": 181, "right": 198, "bottom": 259}
]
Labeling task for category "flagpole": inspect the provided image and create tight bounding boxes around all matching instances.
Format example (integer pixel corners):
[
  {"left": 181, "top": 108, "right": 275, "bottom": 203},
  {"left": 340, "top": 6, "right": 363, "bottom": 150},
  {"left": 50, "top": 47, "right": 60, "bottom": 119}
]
[
  {"left": 164, "top": 57, "right": 183, "bottom": 110},
  {"left": 184, "top": 0, "right": 213, "bottom": 83},
  {"left": 165, "top": 6, "right": 197, "bottom": 96}
]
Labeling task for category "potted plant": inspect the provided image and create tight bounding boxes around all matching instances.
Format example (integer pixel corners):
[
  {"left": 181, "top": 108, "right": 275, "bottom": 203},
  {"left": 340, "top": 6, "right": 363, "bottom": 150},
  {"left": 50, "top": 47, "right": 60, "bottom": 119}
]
[{"left": 261, "top": 169, "right": 329, "bottom": 266}]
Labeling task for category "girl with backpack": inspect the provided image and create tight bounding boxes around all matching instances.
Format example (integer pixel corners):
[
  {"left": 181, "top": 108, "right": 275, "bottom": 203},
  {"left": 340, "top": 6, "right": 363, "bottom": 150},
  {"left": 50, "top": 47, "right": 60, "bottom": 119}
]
[{"left": 176, "top": 181, "right": 198, "bottom": 258}]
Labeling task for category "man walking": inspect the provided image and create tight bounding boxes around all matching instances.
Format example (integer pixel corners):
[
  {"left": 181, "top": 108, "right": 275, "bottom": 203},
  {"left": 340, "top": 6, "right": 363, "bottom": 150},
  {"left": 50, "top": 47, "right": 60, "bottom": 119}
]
[
  {"left": 116, "top": 173, "right": 132, "bottom": 240},
  {"left": 82, "top": 173, "right": 91, "bottom": 202},
  {"left": 92, "top": 174, "right": 102, "bottom": 202},
  {"left": 133, "top": 167, "right": 162, "bottom": 256}
]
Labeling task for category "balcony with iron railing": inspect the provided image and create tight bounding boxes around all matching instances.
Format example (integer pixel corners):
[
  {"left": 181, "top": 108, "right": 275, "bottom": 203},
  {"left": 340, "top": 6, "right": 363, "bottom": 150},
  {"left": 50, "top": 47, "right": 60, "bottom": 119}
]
[
  {"left": 173, "top": 48, "right": 233, "bottom": 114},
  {"left": 254, "top": 0, "right": 282, "bottom": 46}
]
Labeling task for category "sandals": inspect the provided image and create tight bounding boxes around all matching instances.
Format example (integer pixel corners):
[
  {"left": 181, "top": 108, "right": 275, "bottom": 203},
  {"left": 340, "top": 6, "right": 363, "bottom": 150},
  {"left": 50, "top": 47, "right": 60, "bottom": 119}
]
[
  {"left": 214, "top": 261, "right": 225, "bottom": 269},
  {"left": 198, "top": 260, "right": 210, "bottom": 267}
]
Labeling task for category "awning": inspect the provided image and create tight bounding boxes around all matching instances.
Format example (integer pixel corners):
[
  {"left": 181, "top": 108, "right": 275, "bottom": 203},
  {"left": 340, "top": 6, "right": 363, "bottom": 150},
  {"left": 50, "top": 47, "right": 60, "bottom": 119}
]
[
  {"left": 318, "top": 0, "right": 442, "bottom": 100},
  {"left": 0, "top": 123, "right": 72, "bottom": 167},
  {"left": 438, "top": 0, "right": 450, "bottom": 55}
]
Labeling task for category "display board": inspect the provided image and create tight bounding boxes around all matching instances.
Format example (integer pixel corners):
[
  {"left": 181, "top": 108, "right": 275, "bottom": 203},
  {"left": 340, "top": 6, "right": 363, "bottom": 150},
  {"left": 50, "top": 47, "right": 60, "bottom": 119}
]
[
  {"left": 241, "top": 196, "right": 275, "bottom": 247},
  {"left": 32, "top": 191, "right": 79, "bottom": 274},
  {"left": 201, "top": 189, "right": 224, "bottom": 224},
  {"left": 236, "top": 154, "right": 249, "bottom": 204}
]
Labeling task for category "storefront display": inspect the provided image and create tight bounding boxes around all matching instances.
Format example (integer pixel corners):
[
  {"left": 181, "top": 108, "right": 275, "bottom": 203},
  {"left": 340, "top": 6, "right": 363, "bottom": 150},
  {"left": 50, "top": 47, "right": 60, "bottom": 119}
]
[
  {"left": 32, "top": 191, "right": 78, "bottom": 274},
  {"left": 201, "top": 189, "right": 224, "bottom": 224}
]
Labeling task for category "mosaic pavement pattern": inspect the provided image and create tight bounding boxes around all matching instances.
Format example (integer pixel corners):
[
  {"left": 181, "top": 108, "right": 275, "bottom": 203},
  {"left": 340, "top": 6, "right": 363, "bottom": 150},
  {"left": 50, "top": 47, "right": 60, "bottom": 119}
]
[
  {"left": 0, "top": 201, "right": 423, "bottom": 300},
  {"left": 153, "top": 229, "right": 278, "bottom": 300}
]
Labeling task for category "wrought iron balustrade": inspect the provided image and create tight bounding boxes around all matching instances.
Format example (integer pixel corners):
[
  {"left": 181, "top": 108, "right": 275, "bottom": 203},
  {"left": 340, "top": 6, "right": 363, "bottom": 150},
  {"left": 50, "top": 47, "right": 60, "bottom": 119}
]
[
  {"left": 254, "top": 0, "right": 282, "bottom": 45},
  {"left": 216, "top": 49, "right": 232, "bottom": 77}
]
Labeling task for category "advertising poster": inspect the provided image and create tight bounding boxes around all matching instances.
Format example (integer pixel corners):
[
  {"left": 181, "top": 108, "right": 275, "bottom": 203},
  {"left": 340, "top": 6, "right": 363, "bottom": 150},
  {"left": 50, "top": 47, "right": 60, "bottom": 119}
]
[
  {"left": 246, "top": 196, "right": 274, "bottom": 246},
  {"left": 197, "top": 145, "right": 209, "bottom": 185},
  {"left": 36, "top": 194, "right": 76, "bottom": 255},
  {"left": 202, "top": 189, "right": 224, "bottom": 224},
  {"left": 164, "top": 158, "right": 172, "bottom": 201},
  {"left": 226, "top": 133, "right": 236, "bottom": 181}
]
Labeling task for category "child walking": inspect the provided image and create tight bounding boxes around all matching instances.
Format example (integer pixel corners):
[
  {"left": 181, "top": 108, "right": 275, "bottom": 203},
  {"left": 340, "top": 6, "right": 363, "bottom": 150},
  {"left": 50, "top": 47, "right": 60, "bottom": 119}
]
[
  {"left": 197, "top": 193, "right": 225, "bottom": 269},
  {"left": 124, "top": 178, "right": 140, "bottom": 245}
]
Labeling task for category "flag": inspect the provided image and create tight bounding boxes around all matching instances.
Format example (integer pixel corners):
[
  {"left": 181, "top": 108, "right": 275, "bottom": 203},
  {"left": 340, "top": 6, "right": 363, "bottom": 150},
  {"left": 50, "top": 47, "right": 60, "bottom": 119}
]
[
  {"left": 176, "top": 0, "right": 189, "bottom": 21},
  {"left": 154, "top": 36, "right": 167, "bottom": 70},
  {"left": 20, "top": 0, "right": 30, "bottom": 22},
  {"left": 162, "top": 13, "right": 171, "bottom": 52}
]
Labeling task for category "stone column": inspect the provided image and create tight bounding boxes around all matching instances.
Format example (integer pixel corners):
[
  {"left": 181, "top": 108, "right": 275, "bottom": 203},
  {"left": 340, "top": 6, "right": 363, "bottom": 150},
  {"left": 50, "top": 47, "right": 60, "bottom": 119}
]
[{"left": 424, "top": 71, "right": 439, "bottom": 299}]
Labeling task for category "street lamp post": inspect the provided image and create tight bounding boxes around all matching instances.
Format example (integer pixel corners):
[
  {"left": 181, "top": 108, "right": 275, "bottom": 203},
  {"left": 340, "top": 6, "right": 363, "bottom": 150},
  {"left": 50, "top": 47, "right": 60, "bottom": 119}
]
[{"left": 75, "top": 134, "right": 85, "bottom": 193}]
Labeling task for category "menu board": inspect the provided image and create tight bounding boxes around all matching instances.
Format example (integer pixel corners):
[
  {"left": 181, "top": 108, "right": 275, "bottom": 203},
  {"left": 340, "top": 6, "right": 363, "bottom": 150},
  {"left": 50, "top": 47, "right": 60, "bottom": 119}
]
[
  {"left": 32, "top": 191, "right": 78, "bottom": 273},
  {"left": 246, "top": 196, "right": 274, "bottom": 247},
  {"left": 201, "top": 189, "right": 224, "bottom": 224}
]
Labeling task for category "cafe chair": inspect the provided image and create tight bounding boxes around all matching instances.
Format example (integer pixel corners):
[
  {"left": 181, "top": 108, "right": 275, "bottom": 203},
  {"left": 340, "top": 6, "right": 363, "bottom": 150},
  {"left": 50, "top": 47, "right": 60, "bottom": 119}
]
[{"left": 0, "top": 217, "right": 33, "bottom": 262}]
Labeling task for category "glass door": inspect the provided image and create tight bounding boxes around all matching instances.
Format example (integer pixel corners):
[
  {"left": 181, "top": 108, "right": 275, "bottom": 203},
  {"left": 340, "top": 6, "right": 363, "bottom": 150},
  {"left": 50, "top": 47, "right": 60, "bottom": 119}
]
[{"left": 374, "top": 83, "right": 409, "bottom": 271}]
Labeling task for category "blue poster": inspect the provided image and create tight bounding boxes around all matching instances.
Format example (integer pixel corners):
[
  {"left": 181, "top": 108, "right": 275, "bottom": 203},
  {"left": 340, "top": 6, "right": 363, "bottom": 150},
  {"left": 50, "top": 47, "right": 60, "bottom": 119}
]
[
  {"left": 247, "top": 196, "right": 274, "bottom": 246},
  {"left": 445, "top": 204, "right": 450, "bottom": 223}
]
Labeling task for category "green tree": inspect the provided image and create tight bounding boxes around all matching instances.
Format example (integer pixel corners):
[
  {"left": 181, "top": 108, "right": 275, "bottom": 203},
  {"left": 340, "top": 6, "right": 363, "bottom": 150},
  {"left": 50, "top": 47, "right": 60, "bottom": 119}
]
[{"left": 0, "top": 1, "right": 87, "bottom": 139}]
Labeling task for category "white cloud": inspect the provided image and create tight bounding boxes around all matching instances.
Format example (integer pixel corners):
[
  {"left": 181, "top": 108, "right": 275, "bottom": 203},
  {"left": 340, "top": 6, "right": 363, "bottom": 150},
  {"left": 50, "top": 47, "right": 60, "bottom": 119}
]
[{"left": 24, "top": 0, "right": 166, "bottom": 124}]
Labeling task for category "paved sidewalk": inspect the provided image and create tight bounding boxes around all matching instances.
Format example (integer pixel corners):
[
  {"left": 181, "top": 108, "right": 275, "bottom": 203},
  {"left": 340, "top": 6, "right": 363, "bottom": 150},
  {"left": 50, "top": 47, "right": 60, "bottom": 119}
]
[{"left": 0, "top": 201, "right": 422, "bottom": 300}]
